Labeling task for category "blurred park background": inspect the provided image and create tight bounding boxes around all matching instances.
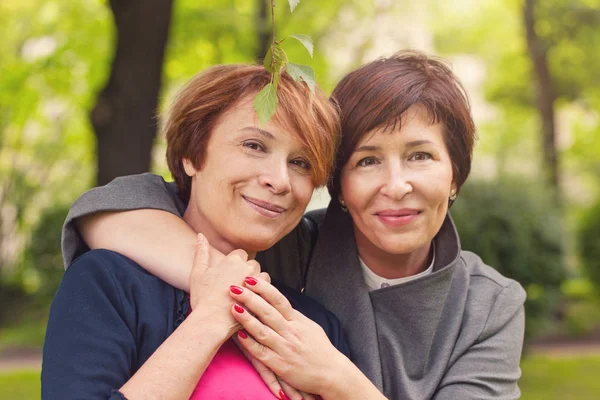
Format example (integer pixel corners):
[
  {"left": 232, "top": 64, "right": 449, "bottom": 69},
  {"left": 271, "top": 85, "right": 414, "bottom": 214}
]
[{"left": 1, "top": 0, "right": 600, "bottom": 398}]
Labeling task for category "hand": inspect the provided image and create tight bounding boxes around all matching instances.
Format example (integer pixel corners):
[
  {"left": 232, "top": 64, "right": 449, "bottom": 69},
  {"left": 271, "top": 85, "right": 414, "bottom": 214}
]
[
  {"left": 234, "top": 341, "right": 317, "bottom": 400},
  {"left": 188, "top": 234, "right": 261, "bottom": 335},
  {"left": 228, "top": 277, "right": 347, "bottom": 396}
]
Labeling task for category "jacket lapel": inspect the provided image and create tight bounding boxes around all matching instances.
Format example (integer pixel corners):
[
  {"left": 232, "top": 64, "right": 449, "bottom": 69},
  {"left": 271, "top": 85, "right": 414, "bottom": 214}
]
[{"left": 304, "top": 203, "right": 384, "bottom": 390}]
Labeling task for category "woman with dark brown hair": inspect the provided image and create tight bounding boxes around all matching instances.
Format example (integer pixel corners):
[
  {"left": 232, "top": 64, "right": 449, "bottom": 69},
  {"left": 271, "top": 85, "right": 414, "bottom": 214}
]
[{"left": 60, "top": 51, "right": 526, "bottom": 399}]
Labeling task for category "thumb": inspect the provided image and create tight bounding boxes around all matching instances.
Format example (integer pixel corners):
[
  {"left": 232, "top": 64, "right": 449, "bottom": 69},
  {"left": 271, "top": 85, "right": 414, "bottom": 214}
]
[{"left": 193, "top": 233, "right": 210, "bottom": 275}]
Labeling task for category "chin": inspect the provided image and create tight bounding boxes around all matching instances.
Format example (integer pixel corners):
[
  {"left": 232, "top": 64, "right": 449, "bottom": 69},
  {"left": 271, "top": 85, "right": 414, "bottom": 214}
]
[
  {"left": 235, "top": 232, "right": 281, "bottom": 253},
  {"left": 375, "top": 234, "right": 427, "bottom": 256}
]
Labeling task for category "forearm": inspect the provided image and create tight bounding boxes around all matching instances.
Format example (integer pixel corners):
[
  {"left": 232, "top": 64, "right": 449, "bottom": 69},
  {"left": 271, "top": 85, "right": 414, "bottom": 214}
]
[
  {"left": 323, "top": 357, "right": 387, "bottom": 400},
  {"left": 120, "top": 310, "right": 234, "bottom": 400},
  {"left": 77, "top": 210, "right": 195, "bottom": 291}
]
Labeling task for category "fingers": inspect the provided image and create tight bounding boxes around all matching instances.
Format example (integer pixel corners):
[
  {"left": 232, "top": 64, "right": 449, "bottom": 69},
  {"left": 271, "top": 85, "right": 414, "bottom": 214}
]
[
  {"left": 243, "top": 277, "right": 295, "bottom": 320},
  {"left": 231, "top": 299, "right": 284, "bottom": 353},
  {"left": 279, "top": 380, "right": 310, "bottom": 400},
  {"left": 192, "top": 233, "right": 210, "bottom": 275},
  {"left": 230, "top": 284, "right": 290, "bottom": 337},
  {"left": 259, "top": 271, "right": 271, "bottom": 284},
  {"left": 235, "top": 327, "right": 281, "bottom": 367},
  {"left": 233, "top": 337, "right": 284, "bottom": 399},
  {"left": 228, "top": 248, "right": 249, "bottom": 261}
]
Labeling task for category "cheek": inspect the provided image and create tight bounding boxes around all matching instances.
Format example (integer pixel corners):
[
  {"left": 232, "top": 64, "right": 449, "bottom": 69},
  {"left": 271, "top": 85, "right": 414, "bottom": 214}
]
[
  {"left": 293, "top": 177, "right": 315, "bottom": 208},
  {"left": 340, "top": 170, "right": 375, "bottom": 209}
]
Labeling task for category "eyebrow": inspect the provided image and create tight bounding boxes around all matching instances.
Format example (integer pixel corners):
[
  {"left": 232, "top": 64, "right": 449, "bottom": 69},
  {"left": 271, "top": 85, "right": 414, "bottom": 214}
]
[
  {"left": 406, "top": 139, "right": 435, "bottom": 147},
  {"left": 354, "top": 145, "right": 380, "bottom": 153},
  {"left": 241, "top": 127, "right": 275, "bottom": 140},
  {"left": 354, "top": 140, "right": 435, "bottom": 153}
]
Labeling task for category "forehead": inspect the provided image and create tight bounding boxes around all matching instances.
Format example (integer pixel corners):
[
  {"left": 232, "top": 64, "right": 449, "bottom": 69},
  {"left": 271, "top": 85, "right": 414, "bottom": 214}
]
[
  {"left": 212, "top": 96, "right": 305, "bottom": 147},
  {"left": 356, "top": 106, "right": 445, "bottom": 146}
]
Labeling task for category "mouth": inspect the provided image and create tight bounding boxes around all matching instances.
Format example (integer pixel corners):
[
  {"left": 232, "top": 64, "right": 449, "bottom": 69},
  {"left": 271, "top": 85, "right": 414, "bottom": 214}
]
[
  {"left": 242, "top": 196, "right": 287, "bottom": 219},
  {"left": 375, "top": 208, "right": 421, "bottom": 227}
]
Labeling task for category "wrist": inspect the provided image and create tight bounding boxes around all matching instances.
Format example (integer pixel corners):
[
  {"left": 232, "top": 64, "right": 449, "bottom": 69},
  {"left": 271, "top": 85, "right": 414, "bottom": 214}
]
[
  {"left": 185, "top": 308, "right": 237, "bottom": 343},
  {"left": 319, "top": 353, "right": 356, "bottom": 398}
]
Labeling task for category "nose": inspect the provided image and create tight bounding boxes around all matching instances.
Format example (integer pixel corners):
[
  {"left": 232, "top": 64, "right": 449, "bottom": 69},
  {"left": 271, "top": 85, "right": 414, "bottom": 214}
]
[
  {"left": 258, "top": 158, "right": 292, "bottom": 195},
  {"left": 379, "top": 161, "right": 412, "bottom": 199}
]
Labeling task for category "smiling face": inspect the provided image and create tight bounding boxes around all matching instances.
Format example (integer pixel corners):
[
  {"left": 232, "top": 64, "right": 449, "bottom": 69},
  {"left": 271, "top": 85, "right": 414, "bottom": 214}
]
[
  {"left": 182, "top": 97, "right": 315, "bottom": 256},
  {"left": 340, "top": 106, "right": 456, "bottom": 273}
]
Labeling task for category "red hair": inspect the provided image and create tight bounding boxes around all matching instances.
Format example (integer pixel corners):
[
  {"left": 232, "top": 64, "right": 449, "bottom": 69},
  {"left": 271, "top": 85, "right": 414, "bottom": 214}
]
[{"left": 163, "top": 64, "right": 340, "bottom": 202}]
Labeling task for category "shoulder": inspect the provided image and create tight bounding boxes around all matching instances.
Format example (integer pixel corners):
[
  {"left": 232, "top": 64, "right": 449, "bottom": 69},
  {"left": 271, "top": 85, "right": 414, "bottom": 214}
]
[
  {"left": 460, "top": 250, "right": 526, "bottom": 303},
  {"left": 457, "top": 250, "right": 526, "bottom": 339},
  {"left": 66, "top": 249, "right": 178, "bottom": 303}
]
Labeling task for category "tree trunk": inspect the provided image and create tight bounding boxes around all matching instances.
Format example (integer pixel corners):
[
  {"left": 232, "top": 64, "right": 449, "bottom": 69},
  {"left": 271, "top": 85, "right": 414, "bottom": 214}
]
[
  {"left": 255, "top": 0, "right": 271, "bottom": 62},
  {"left": 91, "top": 0, "right": 173, "bottom": 186},
  {"left": 523, "top": 0, "right": 560, "bottom": 200}
]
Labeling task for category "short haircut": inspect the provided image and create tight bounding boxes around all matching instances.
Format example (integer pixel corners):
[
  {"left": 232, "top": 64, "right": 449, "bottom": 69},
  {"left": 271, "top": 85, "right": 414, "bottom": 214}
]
[
  {"left": 329, "top": 50, "right": 476, "bottom": 198},
  {"left": 163, "top": 64, "right": 340, "bottom": 202}
]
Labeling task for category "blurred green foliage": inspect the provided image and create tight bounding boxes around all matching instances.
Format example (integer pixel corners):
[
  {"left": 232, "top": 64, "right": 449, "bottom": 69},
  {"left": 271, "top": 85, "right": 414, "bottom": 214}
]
[
  {"left": 579, "top": 201, "right": 600, "bottom": 293},
  {"left": 451, "top": 177, "right": 566, "bottom": 337},
  {"left": 0, "top": 0, "right": 599, "bottom": 344}
]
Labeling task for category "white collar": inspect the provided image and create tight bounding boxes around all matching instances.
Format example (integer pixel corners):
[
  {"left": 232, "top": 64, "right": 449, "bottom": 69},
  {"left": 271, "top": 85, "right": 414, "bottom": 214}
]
[{"left": 359, "top": 243, "right": 435, "bottom": 291}]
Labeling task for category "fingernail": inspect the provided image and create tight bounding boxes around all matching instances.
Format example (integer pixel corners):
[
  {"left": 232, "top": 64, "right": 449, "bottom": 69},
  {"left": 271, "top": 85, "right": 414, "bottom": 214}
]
[
  {"left": 238, "top": 330, "right": 248, "bottom": 339},
  {"left": 197, "top": 233, "right": 204, "bottom": 243},
  {"left": 230, "top": 285, "right": 243, "bottom": 295},
  {"left": 234, "top": 303, "right": 245, "bottom": 314},
  {"left": 279, "top": 389, "right": 288, "bottom": 400},
  {"left": 245, "top": 276, "right": 258, "bottom": 286}
]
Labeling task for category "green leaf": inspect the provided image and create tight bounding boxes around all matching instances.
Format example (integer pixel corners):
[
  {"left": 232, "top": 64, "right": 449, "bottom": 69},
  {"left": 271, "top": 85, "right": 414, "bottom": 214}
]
[
  {"left": 286, "top": 63, "right": 316, "bottom": 93},
  {"left": 288, "top": 0, "right": 301, "bottom": 12},
  {"left": 263, "top": 43, "right": 289, "bottom": 73},
  {"left": 254, "top": 83, "right": 278, "bottom": 126},
  {"left": 289, "top": 34, "right": 313, "bottom": 57}
]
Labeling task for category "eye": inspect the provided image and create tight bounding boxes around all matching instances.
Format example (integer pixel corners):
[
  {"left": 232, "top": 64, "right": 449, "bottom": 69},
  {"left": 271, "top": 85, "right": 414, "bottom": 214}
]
[
  {"left": 356, "top": 156, "right": 380, "bottom": 167},
  {"left": 290, "top": 158, "right": 311, "bottom": 170},
  {"left": 242, "top": 140, "right": 265, "bottom": 152},
  {"left": 409, "top": 152, "right": 433, "bottom": 161}
]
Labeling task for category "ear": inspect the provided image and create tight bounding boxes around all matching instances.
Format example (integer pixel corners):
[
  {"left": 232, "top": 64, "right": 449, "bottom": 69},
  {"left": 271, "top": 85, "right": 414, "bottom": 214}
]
[
  {"left": 337, "top": 192, "right": 344, "bottom": 205},
  {"left": 451, "top": 181, "right": 458, "bottom": 194},
  {"left": 182, "top": 158, "right": 197, "bottom": 177}
]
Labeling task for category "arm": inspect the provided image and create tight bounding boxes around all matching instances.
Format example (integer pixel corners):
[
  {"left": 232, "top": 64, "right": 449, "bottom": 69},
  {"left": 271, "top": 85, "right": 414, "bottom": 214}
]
[
  {"left": 43, "top": 236, "right": 259, "bottom": 400},
  {"left": 62, "top": 173, "right": 195, "bottom": 291},
  {"left": 432, "top": 281, "right": 526, "bottom": 400},
  {"left": 230, "top": 278, "right": 387, "bottom": 400},
  {"left": 79, "top": 210, "right": 196, "bottom": 291}
]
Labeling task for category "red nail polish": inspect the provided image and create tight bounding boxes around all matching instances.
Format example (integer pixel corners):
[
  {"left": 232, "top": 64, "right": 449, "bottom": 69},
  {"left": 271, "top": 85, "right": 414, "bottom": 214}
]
[
  {"left": 279, "top": 389, "right": 288, "bottom": 400},
  {"left": 245, "top": 276, "right": 258, "bottom": 286},
  {"left": 234, "top": 303, "right": 245, "bottom": 314},
  {"left": 230, "top": 285, "right": 243, "bottom": 295},
  {"left": 238, "top": 330, "right": 248, "bottom": 339}
]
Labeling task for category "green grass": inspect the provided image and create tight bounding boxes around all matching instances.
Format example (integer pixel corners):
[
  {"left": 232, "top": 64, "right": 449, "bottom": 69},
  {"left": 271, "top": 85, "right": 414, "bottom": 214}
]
[
  {"left": 0, "top": 321, "right": 46, "bottom": 352},
  {"left": 0, "top": 370, "right": 40, "bottom": 400},
  {"left": 0, "top": 354, "right": 599, "bottom": 399},
  {"left": 520, "top": 354, "right": 600, "bottom": 399}
]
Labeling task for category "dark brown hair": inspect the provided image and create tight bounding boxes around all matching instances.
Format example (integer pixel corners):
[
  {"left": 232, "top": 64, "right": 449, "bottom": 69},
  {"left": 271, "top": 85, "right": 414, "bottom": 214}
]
[
  {"left": 163, "top": 64, "right": 340, "bottom": 202},
  {"left": 329, "top": 50, "right": 476, "bottom": 199}
]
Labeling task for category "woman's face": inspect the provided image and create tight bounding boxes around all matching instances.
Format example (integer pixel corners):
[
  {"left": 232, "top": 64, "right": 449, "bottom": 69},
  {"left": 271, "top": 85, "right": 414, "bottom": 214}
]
[
  {"left": 183, "top": 98, "right": 314, "bottom": 256},
  {"left": 340, "top": 105, "right": 456, "bottom": 258}
]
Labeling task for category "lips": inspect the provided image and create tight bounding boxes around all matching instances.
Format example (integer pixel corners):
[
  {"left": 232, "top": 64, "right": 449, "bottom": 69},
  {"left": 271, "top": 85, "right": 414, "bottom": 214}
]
[
  {"left": 242, "top": 196, "right": 287, "bottom": 218},
  {"left": 375, "top": 208, "right": 420, "bottom": 227}
]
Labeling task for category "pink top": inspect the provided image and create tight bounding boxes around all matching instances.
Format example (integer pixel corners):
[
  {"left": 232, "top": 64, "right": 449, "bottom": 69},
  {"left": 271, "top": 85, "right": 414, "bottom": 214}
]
[{"left": 189, "top": 339, "right": 277, "bottom": 399}]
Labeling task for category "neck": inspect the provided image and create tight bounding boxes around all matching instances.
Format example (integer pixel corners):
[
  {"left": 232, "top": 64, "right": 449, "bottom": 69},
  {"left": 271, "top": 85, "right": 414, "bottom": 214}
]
[
  {"left": 354, "top": 230, "right": 432, "bottom": 280},
  {"left": 183, "top": 205, "right": 257, "bottom": 260}
]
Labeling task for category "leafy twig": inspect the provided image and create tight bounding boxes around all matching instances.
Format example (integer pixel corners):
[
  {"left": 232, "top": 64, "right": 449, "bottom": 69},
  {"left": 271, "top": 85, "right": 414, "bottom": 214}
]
[{"left": 254, "top": 0, "right": 316, "bottom": 125}]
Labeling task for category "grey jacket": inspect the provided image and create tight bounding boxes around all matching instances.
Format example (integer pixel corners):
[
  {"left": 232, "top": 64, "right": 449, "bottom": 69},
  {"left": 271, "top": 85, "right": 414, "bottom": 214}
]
[{"left": 62, "top": 173, "right": 526, "bottom": 400}]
